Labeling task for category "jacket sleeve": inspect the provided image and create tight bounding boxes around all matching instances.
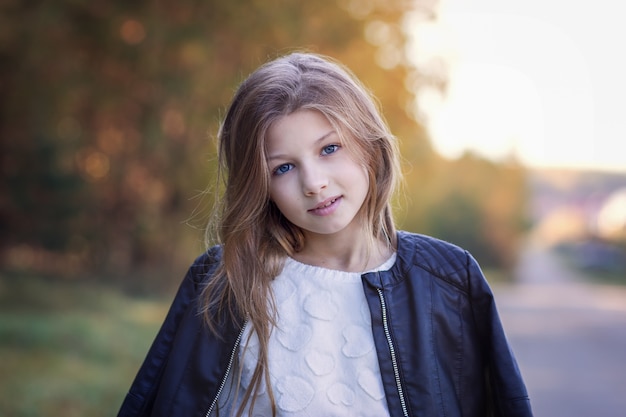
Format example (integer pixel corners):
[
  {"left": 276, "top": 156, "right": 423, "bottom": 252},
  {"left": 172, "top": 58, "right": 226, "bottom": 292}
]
[
  {"left": 116, "top": 251, "right": 217, "bottom": 417},
  {"left": 465, "top": 251, "right": 534, "bottom": 417}
]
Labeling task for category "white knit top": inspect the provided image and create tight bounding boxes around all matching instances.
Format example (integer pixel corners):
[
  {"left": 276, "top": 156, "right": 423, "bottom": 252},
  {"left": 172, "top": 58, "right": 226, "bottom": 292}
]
[{"left": 235, "top": 253, "right": 396, "bottom": 416}]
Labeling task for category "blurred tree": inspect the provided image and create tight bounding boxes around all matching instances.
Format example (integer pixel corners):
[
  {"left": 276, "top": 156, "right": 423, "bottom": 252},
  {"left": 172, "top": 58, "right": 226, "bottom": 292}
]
[
  {"left": 0, "top": 0, "right": 527, "bottom": 286},
  {"left": 0, "top": 0, "right": 434, "bottom": 280},
  {"left": 414, "top": 152, "right": 529, "bottom": 269}
]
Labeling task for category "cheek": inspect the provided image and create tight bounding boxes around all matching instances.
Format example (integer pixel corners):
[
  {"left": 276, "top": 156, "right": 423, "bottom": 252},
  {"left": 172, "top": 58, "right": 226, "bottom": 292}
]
[
  {"left": 351, "top": 163, "right": 370, "bottom": 190},
  {"left": 269, "top": 184, "right": 289, "bottom": 210},
  {"left": 342, "top": 147, "right": 370, "bottom": 186},
  {"left": 362, "top": 165, "right": 370, "bottom": 186}
]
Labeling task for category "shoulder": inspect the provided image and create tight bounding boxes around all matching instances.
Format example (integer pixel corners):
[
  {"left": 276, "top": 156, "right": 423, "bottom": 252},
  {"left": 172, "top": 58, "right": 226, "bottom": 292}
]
[
  {"left": 396, "top": 231, "right": 482, "bottom": 292},
  {"left": 396, "top": 231, "right": 469, "bottom": 271},
  {"left": 186, "top": 245, "right": 223, "bottom": 285}
]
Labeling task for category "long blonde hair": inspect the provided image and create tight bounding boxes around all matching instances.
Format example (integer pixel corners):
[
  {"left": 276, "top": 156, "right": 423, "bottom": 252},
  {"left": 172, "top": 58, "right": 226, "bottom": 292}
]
[{"left": 201, "top": 52, "right": 401, "bottom": 416}]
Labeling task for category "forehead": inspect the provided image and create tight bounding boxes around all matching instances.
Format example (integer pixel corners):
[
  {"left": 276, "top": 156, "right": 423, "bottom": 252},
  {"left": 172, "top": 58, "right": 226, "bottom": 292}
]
[{"left": 265, "top": 109, "right": 335, "bottom": 153}]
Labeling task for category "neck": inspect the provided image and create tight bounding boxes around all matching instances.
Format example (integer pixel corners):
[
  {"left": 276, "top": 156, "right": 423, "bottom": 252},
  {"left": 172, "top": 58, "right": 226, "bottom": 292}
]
[{"left": 293, "top": 230, "right": 393, "bottom": 273}]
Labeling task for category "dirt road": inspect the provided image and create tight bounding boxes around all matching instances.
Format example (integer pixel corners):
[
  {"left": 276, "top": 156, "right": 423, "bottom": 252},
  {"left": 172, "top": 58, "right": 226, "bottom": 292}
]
[{"left": 493, "top": 243, "right": 626, "bottom": 417}]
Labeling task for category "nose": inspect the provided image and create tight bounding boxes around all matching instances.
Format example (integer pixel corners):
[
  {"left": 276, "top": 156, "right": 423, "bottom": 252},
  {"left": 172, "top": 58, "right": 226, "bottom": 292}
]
[{"left": 301, "top": 163, "right": 328, "bottom": 196}]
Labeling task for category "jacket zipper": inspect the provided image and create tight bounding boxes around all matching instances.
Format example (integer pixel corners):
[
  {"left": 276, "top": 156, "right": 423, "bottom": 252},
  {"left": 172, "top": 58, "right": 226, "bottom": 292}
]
[
  {"left": 377, "top": 288, "right": 410, "bottom": 417},
  {"left": 205, "top": 320, "right": 248, "bottom": 417}
]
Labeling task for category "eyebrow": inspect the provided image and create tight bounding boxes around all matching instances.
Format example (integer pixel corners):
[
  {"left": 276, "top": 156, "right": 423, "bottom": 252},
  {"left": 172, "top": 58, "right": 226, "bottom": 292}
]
[{"left": 267, "top": 130, "right": 337, "bottom": 161}]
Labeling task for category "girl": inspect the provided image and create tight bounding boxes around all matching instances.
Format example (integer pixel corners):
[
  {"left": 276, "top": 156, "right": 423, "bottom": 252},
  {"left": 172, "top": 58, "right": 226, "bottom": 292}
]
[{"left": 118, "top": 52, "right": 533, "bottom": 417}]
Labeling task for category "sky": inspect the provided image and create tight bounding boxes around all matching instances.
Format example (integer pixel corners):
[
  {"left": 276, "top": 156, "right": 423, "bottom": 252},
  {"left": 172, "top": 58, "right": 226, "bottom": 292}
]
[{"left": 408, "top": 0, "right": 625, "bottom": 172}]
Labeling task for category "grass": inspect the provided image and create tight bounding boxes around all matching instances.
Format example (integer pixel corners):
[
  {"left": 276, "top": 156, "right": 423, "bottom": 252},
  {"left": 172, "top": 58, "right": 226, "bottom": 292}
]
[{"left": 0, "top": 272, "right": 171, "bottom": 417}]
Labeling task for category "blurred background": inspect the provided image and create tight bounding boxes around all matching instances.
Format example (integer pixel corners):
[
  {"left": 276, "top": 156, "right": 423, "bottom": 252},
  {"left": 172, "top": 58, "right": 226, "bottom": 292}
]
[{"left": 0, "top": 0, "right": 624, "bottom": 416}]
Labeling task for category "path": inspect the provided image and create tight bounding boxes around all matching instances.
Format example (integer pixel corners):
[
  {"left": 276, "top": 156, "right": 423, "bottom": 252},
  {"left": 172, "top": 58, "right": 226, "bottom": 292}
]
[{"left": 493, "top": 242, "right": 626, "bottom": 417}]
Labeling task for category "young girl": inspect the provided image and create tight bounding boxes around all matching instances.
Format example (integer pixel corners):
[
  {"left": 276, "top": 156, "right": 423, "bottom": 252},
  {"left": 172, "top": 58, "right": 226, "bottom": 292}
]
[{"left": 118, "top": 52, "right": 533, "bottom": 417}]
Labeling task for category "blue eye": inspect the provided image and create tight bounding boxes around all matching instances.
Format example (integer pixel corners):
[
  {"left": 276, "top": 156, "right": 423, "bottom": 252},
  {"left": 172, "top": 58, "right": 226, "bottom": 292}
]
[
  {"left": 273, "top": 163, "right": 293, "bottom": 176},
  {"left": 321, "top": 144, "right": 339, "bottom": 155}
]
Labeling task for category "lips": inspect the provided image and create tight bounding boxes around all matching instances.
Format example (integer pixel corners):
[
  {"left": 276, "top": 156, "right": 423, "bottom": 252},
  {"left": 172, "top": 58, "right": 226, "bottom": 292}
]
[
  {"left": 312, "top": 196, "right": 339, "bottom": 210},
  {"left": 308, "top": 196, "right": 342, "bottom": 215}
]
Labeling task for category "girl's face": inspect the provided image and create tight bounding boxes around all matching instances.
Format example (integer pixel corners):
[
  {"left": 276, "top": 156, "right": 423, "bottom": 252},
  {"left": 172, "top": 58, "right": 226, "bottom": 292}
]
[{"left": 266, "top": 109, "right": 370, "bottom": 243}]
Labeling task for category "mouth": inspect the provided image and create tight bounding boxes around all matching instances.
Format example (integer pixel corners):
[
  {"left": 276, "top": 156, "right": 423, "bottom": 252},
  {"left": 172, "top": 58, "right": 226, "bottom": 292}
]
[{"left": 310, "top": 196, "right": 341, "bottom": 211}]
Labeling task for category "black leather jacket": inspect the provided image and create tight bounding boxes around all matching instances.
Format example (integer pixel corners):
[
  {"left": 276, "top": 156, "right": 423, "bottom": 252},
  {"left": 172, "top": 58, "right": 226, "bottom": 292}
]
[{"left": 118, "top": 231, "right": 533, "bottom": 417}]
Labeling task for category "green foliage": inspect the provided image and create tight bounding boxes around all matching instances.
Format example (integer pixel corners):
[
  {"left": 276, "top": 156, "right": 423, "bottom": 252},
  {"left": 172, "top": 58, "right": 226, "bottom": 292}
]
[{"left": 0, "top": 273, "right": 168, "bottom": 416}]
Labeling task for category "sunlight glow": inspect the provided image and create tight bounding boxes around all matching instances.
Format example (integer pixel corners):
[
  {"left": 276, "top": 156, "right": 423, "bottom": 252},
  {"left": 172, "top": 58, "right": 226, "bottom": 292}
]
[{"left": 408, "top": 0, "right": 625, "bottom": 172}]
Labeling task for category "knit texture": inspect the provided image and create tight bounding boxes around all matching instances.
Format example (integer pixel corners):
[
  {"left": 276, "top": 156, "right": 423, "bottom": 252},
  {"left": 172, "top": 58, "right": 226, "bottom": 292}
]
[{"left": 236, "top": 254, "right": 396, "bottom": 416}]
